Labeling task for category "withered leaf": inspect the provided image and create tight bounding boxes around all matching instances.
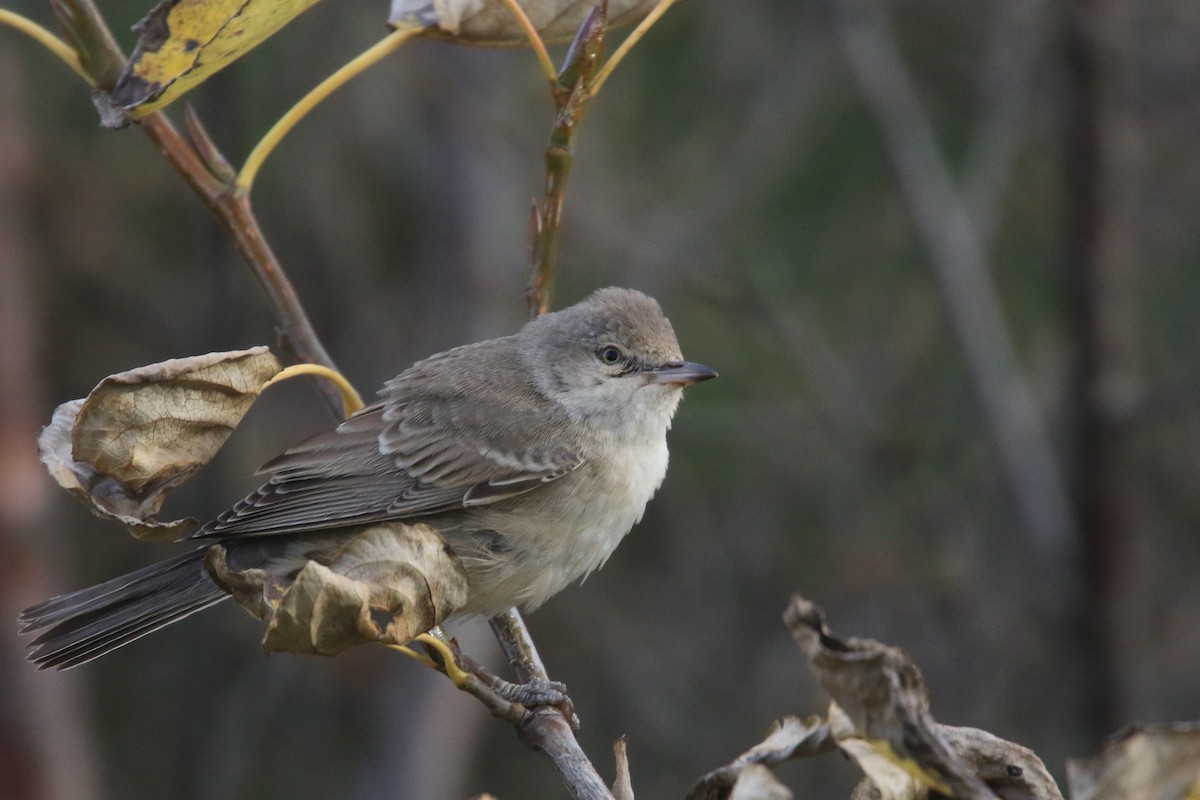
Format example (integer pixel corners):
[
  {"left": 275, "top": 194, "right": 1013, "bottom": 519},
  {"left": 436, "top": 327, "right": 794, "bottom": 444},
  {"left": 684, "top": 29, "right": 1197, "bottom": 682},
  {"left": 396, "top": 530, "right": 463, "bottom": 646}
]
[
  {"left": 784, "top": 595, "right": 1061, "bottom": 800},
  {"left": 206, "top": 523, "right": 470, "bottom": 657},
  {"left": 938, "top": 726, "right": 1062, "bottom": 800},
  {"left": 102, "top": 0, "right": 671, "bottom": 124},
  {"left": 728, "top": 765, "right": 793, "bottom": 800},
  {"left": 685, "top": 716, "right": 836, "bottom": 800},
  {"left": 840, "top": 715, "right": 1062, "bottom": 800},
  {"left": 39, "top": 348, "right": 283, "bottom": 541},
  {"left": 1067, "top": 722, "right": 1200, "bottom": 800},
  {"left": 388, "top": 0, "right": 663, "bottom": 45}
]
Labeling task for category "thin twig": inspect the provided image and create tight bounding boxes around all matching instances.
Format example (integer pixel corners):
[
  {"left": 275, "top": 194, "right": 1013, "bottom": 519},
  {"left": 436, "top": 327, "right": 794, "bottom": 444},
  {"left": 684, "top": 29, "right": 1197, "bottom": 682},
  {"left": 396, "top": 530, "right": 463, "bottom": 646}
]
[
  {"left": 518, "top": 710, "right": 615, "bottom": 800},
  {"left": 138, "top": 112, "right": 341, "bottom": 384},
  {"left": 497, "top": 0, "right": 556, "bottom": 83},
  {"left": 589, "top": 0, "right": 678, "bottom": 94},
  {"left": 525, "top": 4, "right": 607, "bottom": 317},
  {"left": 237, "top": 26, "right": 422, "bottom": 191},
  {"left": 48, "top": 0, "right": 122, "bottom": 87},
  {"left": 488, "top": 607, "right": 552, "bottom": 683}
]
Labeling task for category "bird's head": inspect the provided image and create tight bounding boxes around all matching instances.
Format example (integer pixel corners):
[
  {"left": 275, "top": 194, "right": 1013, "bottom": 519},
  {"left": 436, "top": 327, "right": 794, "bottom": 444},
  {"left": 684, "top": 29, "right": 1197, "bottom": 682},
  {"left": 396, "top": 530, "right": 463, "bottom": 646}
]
[{"left": 519, "top": 287, "right": 717, "bottom": 438}]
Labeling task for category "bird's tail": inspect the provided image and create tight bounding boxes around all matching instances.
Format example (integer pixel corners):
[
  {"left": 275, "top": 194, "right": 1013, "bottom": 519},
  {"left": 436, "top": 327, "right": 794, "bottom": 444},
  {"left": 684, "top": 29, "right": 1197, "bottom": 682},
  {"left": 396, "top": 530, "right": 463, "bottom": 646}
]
[{"left": 18, "top": 547, "right": 228, "bottom": 670}]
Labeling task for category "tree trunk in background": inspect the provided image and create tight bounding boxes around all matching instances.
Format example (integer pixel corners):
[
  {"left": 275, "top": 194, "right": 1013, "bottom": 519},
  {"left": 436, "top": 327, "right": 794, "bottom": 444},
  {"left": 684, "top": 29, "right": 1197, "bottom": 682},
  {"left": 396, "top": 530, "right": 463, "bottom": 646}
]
[{"left": 1063, "top": 0, "right": 1141, "bottom": 741}]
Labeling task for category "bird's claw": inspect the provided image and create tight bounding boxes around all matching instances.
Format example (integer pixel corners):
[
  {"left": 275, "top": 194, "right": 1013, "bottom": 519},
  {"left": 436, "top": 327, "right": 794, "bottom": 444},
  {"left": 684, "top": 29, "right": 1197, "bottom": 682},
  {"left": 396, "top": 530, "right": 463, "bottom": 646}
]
[
  {"left": 391, "top": 632, "right": 579, "bottom": 730},
  {"left": 495, "top": 677, "right": 579, "bottom": 730}
]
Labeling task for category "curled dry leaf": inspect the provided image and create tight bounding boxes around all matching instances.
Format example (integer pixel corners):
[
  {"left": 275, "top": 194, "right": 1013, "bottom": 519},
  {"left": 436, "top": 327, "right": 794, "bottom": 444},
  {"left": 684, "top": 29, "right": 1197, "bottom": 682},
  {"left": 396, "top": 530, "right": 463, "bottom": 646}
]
[
  {"left": 841, "top": 717, "right": 1062, "bottom": 800},
  {"left": 937, "top": 726, "right": 1062, "bottom": 800},
  {"left": 728, "top": 765, "right": 793, "bottom": 800},
  {"left": 389, "top": 0, "right": 663, "bottom": 45},
  {"left": 784, "top": 595, "right": 1062, "bottom": 800},
  {"left": 685, "top": 716, "right": 836, "bottom": 800},
  {"left": 1066, "top": 721, "right": 1200, "bottom": 800},
  {"left": 38, "top": 348, "right": 283, "bottom": 542},
  {"left": 206, "top": 522, "right": 470, "bottom": 657}
]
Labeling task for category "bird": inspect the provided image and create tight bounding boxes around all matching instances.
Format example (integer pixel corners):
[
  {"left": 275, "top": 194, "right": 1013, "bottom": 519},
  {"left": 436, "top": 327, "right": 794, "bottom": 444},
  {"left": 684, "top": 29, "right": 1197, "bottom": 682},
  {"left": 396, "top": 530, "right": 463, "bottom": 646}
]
[{"left": 20, "top": 287, "right": 716, "bottom": 669}]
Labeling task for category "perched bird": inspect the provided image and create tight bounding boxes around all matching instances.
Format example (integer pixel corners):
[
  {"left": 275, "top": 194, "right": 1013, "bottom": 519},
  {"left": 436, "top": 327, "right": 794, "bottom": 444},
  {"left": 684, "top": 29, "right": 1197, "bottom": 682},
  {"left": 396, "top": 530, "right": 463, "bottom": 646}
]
[{"left": 21, "top": 288, "right": 716, "bottom": 669}]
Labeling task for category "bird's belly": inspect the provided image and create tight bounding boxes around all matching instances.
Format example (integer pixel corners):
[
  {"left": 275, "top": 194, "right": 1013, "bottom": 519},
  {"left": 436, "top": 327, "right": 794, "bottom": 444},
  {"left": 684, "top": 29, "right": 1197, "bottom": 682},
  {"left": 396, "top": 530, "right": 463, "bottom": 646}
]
[{"left": 452, "top": 437, "right": 669, "bottom": 615}]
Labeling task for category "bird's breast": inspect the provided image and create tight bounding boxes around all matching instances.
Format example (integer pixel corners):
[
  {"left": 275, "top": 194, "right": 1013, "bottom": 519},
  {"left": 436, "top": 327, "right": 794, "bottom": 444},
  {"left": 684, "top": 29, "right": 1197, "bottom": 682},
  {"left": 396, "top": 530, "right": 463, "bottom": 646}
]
[{"left": 453, "top": 434, "right": 670, "bottom": 615}]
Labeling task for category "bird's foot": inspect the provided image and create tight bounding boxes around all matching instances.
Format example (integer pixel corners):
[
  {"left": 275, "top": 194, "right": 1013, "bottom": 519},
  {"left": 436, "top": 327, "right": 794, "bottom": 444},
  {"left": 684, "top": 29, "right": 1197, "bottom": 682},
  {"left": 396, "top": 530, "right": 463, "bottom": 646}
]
[
  {"left": 389, "top": 630, "right": 579, "bottom": 730},
  {"left": 493, "top": 676, "right": 579, "bottom": 730}
]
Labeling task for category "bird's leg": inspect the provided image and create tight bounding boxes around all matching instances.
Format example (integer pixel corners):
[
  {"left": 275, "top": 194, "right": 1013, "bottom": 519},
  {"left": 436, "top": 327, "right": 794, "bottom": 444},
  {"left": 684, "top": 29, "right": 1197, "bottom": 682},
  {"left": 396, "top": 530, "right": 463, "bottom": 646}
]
[
  {"left": 394, "top": 629, "right": 580, "bottom": 730},
  {"left": 490, "top": 676, "right": 578, "bottom": 725},
  {"left": 463, "top": 655, "right": 579, "bottom": 730},
  {"left": 388, "top": 629, "right": 580, "bottom": 730}
]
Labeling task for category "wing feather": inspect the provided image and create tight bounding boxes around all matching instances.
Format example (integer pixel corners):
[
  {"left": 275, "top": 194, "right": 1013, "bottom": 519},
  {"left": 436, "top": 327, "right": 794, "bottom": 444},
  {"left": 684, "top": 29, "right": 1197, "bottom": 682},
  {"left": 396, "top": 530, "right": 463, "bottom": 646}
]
[{"left": 196, "top": 340, "right": 585, "bottom": 539}]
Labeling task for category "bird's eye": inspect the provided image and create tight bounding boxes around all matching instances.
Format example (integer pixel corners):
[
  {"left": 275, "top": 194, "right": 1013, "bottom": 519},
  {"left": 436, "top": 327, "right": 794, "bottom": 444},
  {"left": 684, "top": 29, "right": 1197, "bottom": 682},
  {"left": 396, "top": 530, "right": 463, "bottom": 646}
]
[{"left": 598, "top": 346, "right": 623, "bottom": 365}]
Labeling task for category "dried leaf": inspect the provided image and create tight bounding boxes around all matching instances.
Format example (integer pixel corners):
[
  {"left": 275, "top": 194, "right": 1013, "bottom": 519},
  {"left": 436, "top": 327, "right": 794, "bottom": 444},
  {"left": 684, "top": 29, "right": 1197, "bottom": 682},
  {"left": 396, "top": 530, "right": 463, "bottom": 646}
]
[
  {"left": 206, "top": 523, "right": 470, "bottom": 656},
  {"left": 939, "top": 726, "right": 1062, "bottom": 800},
  {"left": 729, "top": 765, "right": 793, "bottom": 800},
  {"left": 388, "top": 0, "right": 662, "bottom": 45},
  {"left": 1067, "top": 722, "right": 1200, "bottom": 800},
  {"left": 685, "top": 716, "right": 836, "bottom": 800},
  {"left": 832, "top": 701, "right": 931, "bottom": 800},
  {"left": 784, "top": 595, "right": 1062, "bottom": 800},
  {"left": 840, "top": 715, "right": 1062, "bottom": 800},
  {"left": 203, "top": 545, "right": 288, "bottom": 619},
  {"left": 39, "top": 348, "right": 282, "bottom": 541},
  {"left": 100, "top": 0, "right": 667, "bottom": 125}
]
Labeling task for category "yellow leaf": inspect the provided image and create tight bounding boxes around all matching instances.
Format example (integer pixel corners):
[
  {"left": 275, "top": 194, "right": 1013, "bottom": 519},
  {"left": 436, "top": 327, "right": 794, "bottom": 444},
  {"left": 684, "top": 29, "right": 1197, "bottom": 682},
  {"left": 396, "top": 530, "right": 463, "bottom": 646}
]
[{"left": 104, "top": 0, "right": 328, "bottom": 124}]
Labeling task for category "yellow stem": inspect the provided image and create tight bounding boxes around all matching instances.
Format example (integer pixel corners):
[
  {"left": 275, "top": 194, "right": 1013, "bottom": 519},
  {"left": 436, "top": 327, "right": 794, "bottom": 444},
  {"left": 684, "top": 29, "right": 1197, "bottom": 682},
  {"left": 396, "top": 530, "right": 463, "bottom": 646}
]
[
  {"left": 263, "top": 363, "right": 365, "bottom": 418},
  {"left": 236, "top": 26, "right": 422, "bottom": 192},
  {"left": 496, "top": 0, "right": 556, "bottom": 83},
  {"left": 413, "top": 632, "right": 472, "bottom": 687},
  {"left": 589, "top": 0, "right": 679, "bottom": 94},
  {"left": 386, "top": 634, "right": 472, "bottom": 688},
  {"left": 0, "top": 9, "right": 92, "bottom": 86},
  {"left": 385, "top": 643, "right": 438, "bottom": 669}
]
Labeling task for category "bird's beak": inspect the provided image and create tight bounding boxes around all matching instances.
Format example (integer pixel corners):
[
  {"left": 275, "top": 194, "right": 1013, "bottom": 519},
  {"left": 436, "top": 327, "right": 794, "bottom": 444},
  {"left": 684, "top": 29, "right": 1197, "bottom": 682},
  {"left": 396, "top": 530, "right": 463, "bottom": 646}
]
[{"left": 646, "top": 360, "right": 718, "bottom": 386}]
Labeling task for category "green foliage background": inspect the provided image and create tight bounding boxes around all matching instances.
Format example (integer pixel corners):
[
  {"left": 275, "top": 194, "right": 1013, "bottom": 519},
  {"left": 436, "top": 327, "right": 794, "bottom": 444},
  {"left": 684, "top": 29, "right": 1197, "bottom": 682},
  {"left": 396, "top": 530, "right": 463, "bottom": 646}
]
[{"left": 3, "top": 0, "right": 1200, "bottom": 797}]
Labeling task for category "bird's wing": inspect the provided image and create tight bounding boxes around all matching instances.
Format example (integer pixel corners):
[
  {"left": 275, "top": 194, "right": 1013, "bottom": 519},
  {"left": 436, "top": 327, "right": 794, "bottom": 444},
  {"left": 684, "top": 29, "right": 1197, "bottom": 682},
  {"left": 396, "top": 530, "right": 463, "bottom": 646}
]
[{"left": 195, "top": 341, "right": 585, "bottom": 539}]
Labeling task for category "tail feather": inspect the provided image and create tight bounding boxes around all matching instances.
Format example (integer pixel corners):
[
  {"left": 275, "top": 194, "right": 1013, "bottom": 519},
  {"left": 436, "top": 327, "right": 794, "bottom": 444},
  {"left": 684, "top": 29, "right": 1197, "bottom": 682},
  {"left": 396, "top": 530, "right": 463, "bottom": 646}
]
[{"left": 19, "top": 547, "right": 228, "bottom": 670}]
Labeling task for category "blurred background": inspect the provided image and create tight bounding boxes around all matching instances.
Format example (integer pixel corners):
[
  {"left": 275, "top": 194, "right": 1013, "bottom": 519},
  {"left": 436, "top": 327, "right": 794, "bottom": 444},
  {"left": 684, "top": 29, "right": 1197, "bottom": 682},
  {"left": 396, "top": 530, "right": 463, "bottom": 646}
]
[{"left": 3, "top": 0, "right": 1200, "bottom": 796}]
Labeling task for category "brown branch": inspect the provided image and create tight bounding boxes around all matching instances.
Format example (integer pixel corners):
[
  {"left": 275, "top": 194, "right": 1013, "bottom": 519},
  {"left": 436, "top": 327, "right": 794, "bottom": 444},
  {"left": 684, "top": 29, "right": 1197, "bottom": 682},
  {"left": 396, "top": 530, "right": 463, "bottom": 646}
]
[
  {"left": 417, "top": 636, "right": 613, "bottom": 799},
  {"left": 517, "top": 711, "right": 615, "bottom": 800},
  {"left": 488, "top": 607, "right": 552, "bottom": 683},
  {"left": 524, "top": 2, "right": 607, "bottom": 318},
  {"left": 51, "top": 0, "right": 342, "bottom": 414}
]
